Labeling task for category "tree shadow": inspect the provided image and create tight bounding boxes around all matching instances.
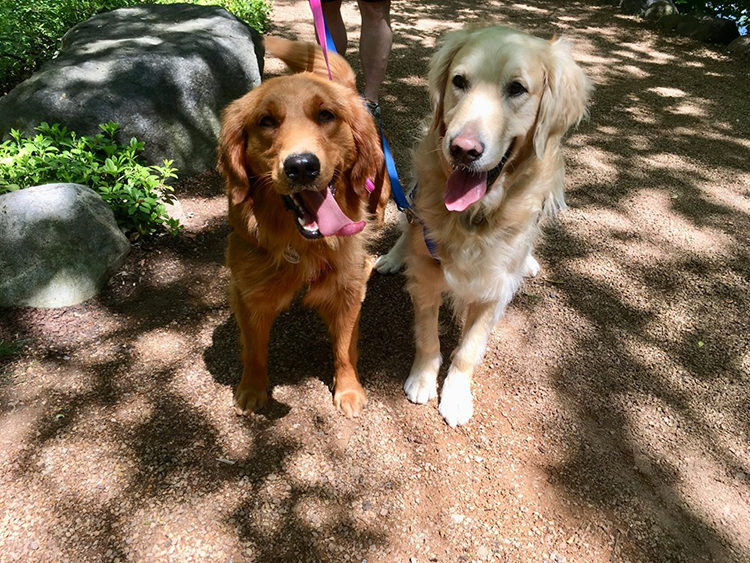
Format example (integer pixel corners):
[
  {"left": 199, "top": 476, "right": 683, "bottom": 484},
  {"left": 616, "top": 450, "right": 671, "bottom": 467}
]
[{"left": 1, "top": 0, "right": 749, "bottom": 560}]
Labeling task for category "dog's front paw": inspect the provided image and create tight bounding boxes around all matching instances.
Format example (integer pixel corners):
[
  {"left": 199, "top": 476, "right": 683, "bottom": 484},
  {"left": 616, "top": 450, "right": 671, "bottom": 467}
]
[
  {"left": 334, "top": 383, "right": 368, "bottom": 418},
  {"left": 404, "top": 353, "right": 441, "bottom": 404},
  {"left": 438, "top": 373, "right": 473, "bottom": 427},
  {"left": 234, "top": 385, "right": 269, "bottom": 415},
  {"left": 523, "top": 254, "right": 540, "bottom": 277},
  {"left": 404, "top": 372, "right": 438, "bottom": 404},
  {"left": 374, "top": 251, "right": 404, "bottom": 274},
  {"left": 375, "top": 231, "right": 407, "bottom": 274}
]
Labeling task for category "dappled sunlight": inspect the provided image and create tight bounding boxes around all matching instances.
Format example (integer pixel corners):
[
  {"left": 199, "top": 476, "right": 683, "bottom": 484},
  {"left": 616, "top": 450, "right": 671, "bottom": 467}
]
[
  {"left": 2, "top": 0, "right": 749, "bottom": 560},
  {"left": 0, "top": 405, "right": 45, "bottom": 460},
  {"left": 623, "top": 190, "right": 734, "bottom": 256},
  {"left": 625, "top": 400, "right": 750, "bottom": 555},
  {"left": 132, "top": 328, "right": 192, "bottom": 368},
  {"left": 120, "top": 486, "right": 247, "bottom": 559},
  {"left": 110, "top": 394, "right": 155, "bottom": 426},
  {"left": 648, "top": 86, "right": 688, "bottom": 98},
  {"left": 36, "top": 437, "right": 137, "bottom": 505},
  {"left": 510, "top": 3, "right": 547, "bottom": 14},
  {"left": 569, "top": 145, "right": 619, "bottom": 182},
  {"left": 623, "top": 102, "right": 658, "bottom": 125},
  {"left": 568, "top": 258, "right": 652, "bottom": 314},
  {"left": 670, "top": 101, "right": 708, "bottom": 118}
]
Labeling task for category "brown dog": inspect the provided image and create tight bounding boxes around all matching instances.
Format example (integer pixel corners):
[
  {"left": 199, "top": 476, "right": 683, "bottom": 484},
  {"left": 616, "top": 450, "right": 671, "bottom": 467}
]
[{"left": 218, "top": 37, "right": 389, "bottom": 417}]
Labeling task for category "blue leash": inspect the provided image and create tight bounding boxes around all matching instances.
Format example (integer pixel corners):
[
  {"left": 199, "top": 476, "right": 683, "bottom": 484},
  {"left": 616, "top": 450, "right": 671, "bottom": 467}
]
[
  {"left": 316, "top": 5, "right": 409, "bottom": 212},
  {"left": 313, "top": 2, "right": 437, "bottom": 262}
]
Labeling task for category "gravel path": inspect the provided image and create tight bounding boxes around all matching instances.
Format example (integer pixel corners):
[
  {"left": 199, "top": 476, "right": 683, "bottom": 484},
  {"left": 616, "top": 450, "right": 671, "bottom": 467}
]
[{"left": 2, "top": 1, "right": 749, "bottom": 561}]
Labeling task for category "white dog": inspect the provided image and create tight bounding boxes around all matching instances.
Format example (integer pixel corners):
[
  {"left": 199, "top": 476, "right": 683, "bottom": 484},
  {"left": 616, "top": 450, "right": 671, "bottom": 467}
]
[{"left": 377, "top": 26, "right": 591, "bottom": 427}]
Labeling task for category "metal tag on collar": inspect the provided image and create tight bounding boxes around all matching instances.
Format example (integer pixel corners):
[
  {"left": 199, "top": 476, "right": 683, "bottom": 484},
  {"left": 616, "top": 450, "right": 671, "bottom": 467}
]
[{"left": 282, "top": 245, "right": 301, "bottom": 264}]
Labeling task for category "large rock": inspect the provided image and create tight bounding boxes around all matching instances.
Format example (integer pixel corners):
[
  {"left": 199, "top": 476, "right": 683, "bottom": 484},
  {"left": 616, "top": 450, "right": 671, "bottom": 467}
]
[
  {"left": 621, "top": 0, "right": 678, "bottom": 16},
  {"left": 644, "top": 0, "right": 678, "bottom": 21},
  {"left": 728, "top": 36, "right": 750, "bottom": 57},
  {"left": 0, "top": 4, "right": 264, "bottom": 178},
  {"left": 0, "top": 184, "right": 130, "bottom": 308}
]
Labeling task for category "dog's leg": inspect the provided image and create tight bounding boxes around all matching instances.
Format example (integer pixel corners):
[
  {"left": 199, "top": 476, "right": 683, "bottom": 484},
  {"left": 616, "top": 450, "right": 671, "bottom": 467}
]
[
  {"left": 403, "top": 253, "right": 445, "bottom": 404},
  {"left": 231, "top": 283, "right": 283, "bottom": 415},
  {"left": 523, "top": 253, "right": 540, "bottom": 277},
  {"left": 374, "top": 213, "right": 409, "bottom": 274},
  {"left": 439, "top": 300, "right": 504, "bottom": 427},
  {"left": 306, "top": 272, "right": 369, "bottom": 418}
]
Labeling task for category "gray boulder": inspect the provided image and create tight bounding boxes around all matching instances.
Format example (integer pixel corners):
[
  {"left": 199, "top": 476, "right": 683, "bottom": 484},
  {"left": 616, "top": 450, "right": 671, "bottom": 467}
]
[
  {"left": 0, "top": 4, "right": 264, "bottom": 178},
  {"left": 688, "top": 17, "right": 740, "bottom": 44},
  {"left": 621, "top": 0, "right": 678, "bottom": 16},
  {"left": 728, "top": 36, "right": 750, "bottom": 57},
  {"left": 0, "top": 184, "right": 130, "bottom": 308},
  {"left": 644, "top": 0, "right": 678, "bottom": 20}
]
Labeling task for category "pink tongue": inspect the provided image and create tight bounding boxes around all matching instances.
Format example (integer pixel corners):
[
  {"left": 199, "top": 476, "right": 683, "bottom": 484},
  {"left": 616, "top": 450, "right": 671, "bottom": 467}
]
[
  {"left": 444, "top": 169, "right": 488, "bottom": 212},
  {"left": 300, "top": 187, "right": 365, "bottom": 237}
]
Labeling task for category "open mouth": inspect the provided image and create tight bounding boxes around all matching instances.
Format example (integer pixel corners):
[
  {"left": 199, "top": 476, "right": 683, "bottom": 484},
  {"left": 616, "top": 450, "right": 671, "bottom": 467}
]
[
  {"left": 282, "top": 181, "right": 366, "bottom": 239},
  {"left": 444, "top": 141, "right": 515, "bottom": 212}
]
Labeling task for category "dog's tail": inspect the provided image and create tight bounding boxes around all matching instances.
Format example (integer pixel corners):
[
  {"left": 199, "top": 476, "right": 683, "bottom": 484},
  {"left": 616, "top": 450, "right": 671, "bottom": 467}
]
[{"left": 264, "top": 36, "right": 357, "bottom": 91}]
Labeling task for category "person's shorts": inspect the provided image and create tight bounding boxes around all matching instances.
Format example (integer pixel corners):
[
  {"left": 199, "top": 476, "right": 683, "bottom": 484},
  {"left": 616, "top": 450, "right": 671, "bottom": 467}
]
[{"left": 321, "top": 0, "right": 386, "bottom": 3}]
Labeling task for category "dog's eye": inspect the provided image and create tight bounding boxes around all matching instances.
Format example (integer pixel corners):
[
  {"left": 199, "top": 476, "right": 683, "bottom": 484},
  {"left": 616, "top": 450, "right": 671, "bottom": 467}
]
[
  {"left": 258, "top": 115, "right": 277, "bottom": 128},
  {"left": 318, "top": 109, "right": 337, "bottom": 123},
  {"left": 452, "top": 74, "right": 468, "bottom": 90},
  {"left": 507, "top": 81, "right": 527, "bottom": 97}
]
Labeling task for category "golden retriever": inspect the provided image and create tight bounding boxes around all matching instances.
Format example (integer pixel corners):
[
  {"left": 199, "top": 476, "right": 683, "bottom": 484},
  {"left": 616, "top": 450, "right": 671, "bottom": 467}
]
[
  {"left": 376, "top": 26, "right": 592, "bottom": 427},
  {"left": 218, "top": 37, "right": 389, "bottom": 417}
]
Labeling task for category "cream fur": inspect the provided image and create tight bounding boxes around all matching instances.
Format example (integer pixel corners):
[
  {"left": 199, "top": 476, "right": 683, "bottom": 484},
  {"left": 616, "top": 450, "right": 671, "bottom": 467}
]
[{"left": 380, "top": 25, "right": 592, "bottom": 427}]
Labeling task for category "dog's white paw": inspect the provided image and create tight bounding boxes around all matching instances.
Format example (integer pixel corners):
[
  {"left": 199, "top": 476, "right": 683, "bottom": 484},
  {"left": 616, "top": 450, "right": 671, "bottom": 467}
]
[
  {"left": 374, "top": 251, "right": 403, "bottom": 274},
  {"left": 438, "top": 372, "right": 473, "bottom": 427},
  {"left": 404, "top": 372, "right": 438, "bottom": 404},
  {"left": 523, "top": 254, "right": 540, "bottom": 277},
  {"left": 404, "top": 354, "right": 440, "bottom": 404},
  {"left": 375, "top": 231, "right": 407, "bottom": 274}
]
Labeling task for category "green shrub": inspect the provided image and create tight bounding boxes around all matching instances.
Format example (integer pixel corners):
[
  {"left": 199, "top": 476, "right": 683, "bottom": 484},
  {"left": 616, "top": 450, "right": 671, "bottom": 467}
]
[
  {"left": 0, "top": 0, "right": 272, "bottom": 94},
  {"left": 0, "top": 121, "right": 180, "bottom": 240},
  {"left": 674, "top": 1, "right": 749, "bottom": 32}
]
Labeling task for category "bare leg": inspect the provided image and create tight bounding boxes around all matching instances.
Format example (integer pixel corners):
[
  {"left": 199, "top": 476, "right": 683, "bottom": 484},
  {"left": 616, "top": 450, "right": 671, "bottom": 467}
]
[
  {"left": 357, "top": 0, "right": 392, "bottom": 102},
  {"left": 321, "top": 0, "right": 348, "bottom": 54}
]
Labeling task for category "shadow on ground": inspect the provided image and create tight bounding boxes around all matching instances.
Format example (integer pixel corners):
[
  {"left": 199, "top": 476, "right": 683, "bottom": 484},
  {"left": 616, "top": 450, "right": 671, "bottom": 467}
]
[{"left": 1, "top": 0, "right": 749, "bottom": 560}]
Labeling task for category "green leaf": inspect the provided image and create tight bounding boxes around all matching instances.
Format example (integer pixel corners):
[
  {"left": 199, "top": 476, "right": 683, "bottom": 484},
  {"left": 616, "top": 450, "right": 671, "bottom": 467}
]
[{"left": 1, "top": 121, "right": 181, "bottom": 238}]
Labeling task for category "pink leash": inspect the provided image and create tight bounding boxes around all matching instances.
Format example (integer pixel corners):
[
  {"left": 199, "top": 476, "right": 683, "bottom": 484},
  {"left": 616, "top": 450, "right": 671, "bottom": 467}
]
[
  {"left": 309, "top": 0, "right": 333, "bottom": 81},
  {"left": 308, "top": 0, "right": 376, "bottom": 193}
]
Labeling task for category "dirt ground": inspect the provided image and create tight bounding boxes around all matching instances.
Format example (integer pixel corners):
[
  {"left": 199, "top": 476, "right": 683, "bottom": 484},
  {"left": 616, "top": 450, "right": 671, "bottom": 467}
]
[{"left": 2, "top": 0, "right": 750, "bottom": 561}]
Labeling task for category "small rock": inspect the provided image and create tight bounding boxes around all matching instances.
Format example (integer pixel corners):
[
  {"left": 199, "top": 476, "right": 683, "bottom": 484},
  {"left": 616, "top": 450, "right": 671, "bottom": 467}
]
[{"left": 477, "top": 545, "right": 491, "bottom": 559}]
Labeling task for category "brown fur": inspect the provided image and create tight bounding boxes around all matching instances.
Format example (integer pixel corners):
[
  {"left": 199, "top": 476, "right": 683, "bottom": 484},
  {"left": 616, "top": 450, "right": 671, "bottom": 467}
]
[{"left": 218, "top": 37, "right": 390, "bottom": 417}]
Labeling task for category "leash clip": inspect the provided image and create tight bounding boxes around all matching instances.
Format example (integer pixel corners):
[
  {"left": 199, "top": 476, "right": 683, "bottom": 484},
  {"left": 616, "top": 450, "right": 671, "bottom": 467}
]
[{"left": 402, "top": 206, "right": 418, "bottom": 224}]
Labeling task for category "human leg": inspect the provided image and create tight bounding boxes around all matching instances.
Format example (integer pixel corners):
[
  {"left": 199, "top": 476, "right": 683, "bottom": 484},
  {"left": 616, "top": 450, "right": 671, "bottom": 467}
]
[{"left": 357, "top": 0, "right": 392, "bottom": 102}]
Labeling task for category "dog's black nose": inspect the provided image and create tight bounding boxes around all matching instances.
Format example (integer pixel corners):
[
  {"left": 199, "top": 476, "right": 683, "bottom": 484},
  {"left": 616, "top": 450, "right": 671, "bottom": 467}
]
[
  {"left": 283, "top": 153, "right": 321, "bottom": 184},
  {"left": 449, "top": 135, "right": 484, "bottom": 165}
]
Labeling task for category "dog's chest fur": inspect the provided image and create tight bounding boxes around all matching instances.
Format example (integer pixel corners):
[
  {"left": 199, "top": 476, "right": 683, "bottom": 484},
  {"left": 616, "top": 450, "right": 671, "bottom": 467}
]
[{"left": 414, "top": 132, "right": 559, "bottom": 306}]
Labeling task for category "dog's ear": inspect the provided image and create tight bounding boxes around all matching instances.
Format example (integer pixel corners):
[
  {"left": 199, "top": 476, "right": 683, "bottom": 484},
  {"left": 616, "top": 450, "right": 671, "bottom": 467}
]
[
  {"left": 218, "top": 97, "right": 253, "bottom": 206},
  {"left": 265, "top": 36, "right": 357, "bottom": 91},
  {"left": 344, "top": 97, "right": 384, "bottom": 200},
  {"left": 428, "top": 29, "right": 471, "bottom": 134},
  {"left": 533, "top": 37, "right": 592, "bottom": 159}
]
